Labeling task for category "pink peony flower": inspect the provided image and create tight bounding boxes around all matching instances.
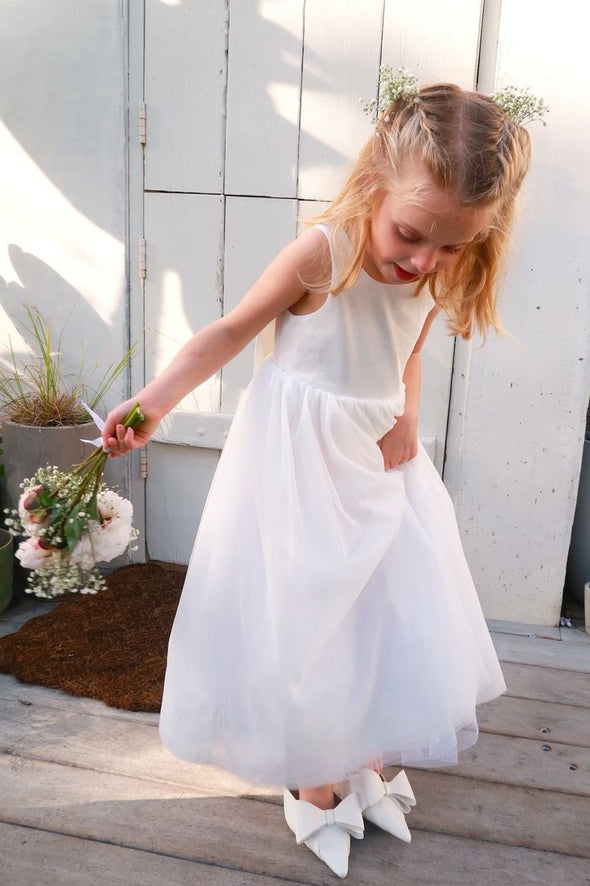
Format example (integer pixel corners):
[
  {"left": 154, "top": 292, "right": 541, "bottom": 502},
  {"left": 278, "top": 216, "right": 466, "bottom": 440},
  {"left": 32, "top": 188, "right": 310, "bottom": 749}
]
[
  {"left": 18, "top": 486, "right": 49, "bottom": 536},
  {"left": 16, "top": 537, "right": 60, "bottom": 571}
]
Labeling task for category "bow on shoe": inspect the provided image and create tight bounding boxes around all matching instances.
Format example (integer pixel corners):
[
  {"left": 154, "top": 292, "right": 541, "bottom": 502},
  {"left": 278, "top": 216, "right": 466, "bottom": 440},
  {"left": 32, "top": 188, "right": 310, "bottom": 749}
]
[
  {"left": 295, "top": 793, "right": 365, "bottom": 844},
  {"left": 357, "top": 768, "right": 416, "bottom": 814}
]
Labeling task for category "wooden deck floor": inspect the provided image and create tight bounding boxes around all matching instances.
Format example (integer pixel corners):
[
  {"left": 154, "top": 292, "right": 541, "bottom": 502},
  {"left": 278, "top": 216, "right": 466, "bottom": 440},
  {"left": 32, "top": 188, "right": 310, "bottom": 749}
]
[{"left": 0, "top": 598, "right": 589, "bottom": 886}]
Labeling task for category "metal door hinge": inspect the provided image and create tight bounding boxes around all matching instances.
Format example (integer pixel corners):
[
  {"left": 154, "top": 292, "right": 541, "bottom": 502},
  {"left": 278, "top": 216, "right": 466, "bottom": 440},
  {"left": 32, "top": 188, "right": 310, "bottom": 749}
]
[
  {"left": 139, "top": 238, "right": 146, "bottom": 279},
  {"left": 139, "top": 448, "right": 148, "bottom": 480},
  {"left": 139, "top": 102, "right": 147, "bottom": 144}
]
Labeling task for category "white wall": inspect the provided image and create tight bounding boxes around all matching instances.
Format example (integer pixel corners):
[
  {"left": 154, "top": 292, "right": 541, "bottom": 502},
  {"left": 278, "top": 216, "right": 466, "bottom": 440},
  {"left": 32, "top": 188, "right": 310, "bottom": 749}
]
[
  {"left": 443, "top": 0, "right": 590, "bottom": 624},
  {"left": 0, "top": 0, "right": 130, "bottom": 495}
]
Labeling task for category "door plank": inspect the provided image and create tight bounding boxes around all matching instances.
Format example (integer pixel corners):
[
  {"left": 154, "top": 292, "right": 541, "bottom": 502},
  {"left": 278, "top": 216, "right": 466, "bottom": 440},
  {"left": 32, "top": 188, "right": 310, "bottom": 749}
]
[
  {"left": 225, "top": 1, "right": 304, "bottom": 198},
  {"left": 381, "top": 0, "right": 483, "bottom": 86},
  {"left": 144, "top": 0, "right": 226, "bottom": 193},
  {"left": 144, "top": 192, "right": 225, "bottom": 429},
  {"left": 221, "top": 196, "right": 298, "bottom": 413},
  {"left": 298, "top": 0, "right": 381, "bottom": 201}
]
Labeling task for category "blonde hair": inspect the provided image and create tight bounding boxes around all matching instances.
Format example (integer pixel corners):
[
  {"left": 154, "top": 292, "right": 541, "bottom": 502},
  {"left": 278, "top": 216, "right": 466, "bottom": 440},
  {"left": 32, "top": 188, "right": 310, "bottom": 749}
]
[{"left": 307, "top": 83, "right": 532, "bottom": 339}]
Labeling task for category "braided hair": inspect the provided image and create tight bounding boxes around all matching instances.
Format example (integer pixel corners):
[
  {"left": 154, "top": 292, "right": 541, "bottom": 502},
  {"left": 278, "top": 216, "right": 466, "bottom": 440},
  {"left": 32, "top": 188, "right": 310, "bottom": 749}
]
[{"left": 308, "top": 83, "right": 532, "bottom": 339}]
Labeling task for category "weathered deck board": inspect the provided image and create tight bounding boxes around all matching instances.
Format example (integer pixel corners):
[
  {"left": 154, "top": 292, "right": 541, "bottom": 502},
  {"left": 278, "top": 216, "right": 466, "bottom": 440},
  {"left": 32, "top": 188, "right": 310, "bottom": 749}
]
[
  {"left": 405, "top": 769, "right": 590, "bottom": 859},
  {"left": 559, "top": 625, "right": 590, "bottom": 646},
  {"left": 491, "top": 631, "right": 590, "bottom": 673},
  {"left": 3, "top": 696, "right": 588, "bottom": 798},
  {"left": 428, "top": 731, "right": 590, "bottom": 795},
  {"left": 501, "top": 660, "right": 590, "bottom": 708},
  {"left": 476, "top": 695, "right": 590, "bottom": 747},
  {"left": 2, "top": 752, "right": 588, "bottom": 862},
  {"left": 0, "top": 821, "right": 305, "bottom": 886},
  {"left": 488, "top": 618, "right": 562, "bottom": 640},
  {"left": 2, "top": 809, "right": 589, "bottom": 886},
  {"left": 0, "top": 599, "right": 57, "bottom": 639},
  {"left": 0, "top": 675, "right": 160, "bottom": 726}
]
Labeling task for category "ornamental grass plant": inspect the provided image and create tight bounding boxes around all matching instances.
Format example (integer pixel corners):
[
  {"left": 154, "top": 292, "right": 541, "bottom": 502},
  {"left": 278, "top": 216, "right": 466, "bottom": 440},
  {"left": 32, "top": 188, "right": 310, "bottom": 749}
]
[{"left": 0, "top": 305, "right": 135, "bottom": 426}]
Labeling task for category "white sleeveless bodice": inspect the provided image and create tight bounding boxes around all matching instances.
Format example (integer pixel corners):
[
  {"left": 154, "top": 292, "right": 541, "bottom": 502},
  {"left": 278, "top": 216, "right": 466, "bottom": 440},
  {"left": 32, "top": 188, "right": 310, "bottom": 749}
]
[{"left": 273, "top": 224, "right": 435, "bottom": 402}]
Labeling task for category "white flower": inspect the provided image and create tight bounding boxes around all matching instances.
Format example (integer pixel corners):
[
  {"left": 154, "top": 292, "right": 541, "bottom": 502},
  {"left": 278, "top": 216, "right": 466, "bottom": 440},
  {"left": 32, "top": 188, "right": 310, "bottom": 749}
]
[
  {"left": 70, "top": 491, "right": 134, "bottom": 565},
  {"left": 97, "top": 490, "right": 134, "bottom": 523},
  {"left": 16, "top": 537, "right": 61, "bottom": 571},
  {"left": 70, "top": 536, "right": 97, "bottom": 570}
]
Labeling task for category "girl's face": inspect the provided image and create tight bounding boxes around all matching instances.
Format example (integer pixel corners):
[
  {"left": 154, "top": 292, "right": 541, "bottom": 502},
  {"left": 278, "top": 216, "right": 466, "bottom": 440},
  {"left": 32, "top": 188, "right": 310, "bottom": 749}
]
[{"left": 364, "top": 167, "right": 494, "bottom": 285}]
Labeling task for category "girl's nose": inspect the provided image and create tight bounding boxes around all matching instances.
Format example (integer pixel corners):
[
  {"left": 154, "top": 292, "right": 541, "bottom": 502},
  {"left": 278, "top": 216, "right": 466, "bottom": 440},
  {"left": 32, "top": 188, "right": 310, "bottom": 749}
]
[{"left": 411, "top": 247, "right": 438, "bottom": 274}]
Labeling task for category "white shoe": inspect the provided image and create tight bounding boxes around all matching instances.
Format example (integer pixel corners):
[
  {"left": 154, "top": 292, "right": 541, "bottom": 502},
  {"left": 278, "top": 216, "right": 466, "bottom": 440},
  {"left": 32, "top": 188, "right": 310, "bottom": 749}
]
[
  {"left": 334, "top": 768, "right": 416, "bottom": 842},
  {"left": 283, "top": 788, "right": 364, "bottom": 878}
]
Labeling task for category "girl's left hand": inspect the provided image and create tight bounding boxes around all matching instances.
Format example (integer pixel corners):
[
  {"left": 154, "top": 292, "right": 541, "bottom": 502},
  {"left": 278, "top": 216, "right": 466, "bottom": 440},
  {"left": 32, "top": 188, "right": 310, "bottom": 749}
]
[{"left": 377, "top": 414, "right": 419, "bottom": 470}]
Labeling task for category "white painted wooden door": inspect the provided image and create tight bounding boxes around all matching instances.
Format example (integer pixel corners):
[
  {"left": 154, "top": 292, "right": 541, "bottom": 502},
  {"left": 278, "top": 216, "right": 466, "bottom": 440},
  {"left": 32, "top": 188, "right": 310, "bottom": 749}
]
[{"left": 138, "top": 0, "right": 484, "bottom": 564}]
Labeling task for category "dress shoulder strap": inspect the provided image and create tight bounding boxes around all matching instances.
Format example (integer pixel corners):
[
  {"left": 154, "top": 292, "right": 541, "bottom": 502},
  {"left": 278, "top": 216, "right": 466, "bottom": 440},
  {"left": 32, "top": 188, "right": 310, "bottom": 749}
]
[{"left": 311, "top": 223, "right": 354, "bottom": 294}]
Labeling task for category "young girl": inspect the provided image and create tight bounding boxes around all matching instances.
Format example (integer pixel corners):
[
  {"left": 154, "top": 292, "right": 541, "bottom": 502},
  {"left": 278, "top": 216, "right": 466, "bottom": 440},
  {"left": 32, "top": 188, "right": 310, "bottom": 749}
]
[{"left": 103, "top": 82, "right": 532, "bottom": 878}]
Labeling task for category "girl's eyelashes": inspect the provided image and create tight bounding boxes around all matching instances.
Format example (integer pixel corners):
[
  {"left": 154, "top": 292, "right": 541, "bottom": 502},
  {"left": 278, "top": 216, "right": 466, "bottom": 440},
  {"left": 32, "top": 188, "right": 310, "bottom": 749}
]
[
  {"left": 396, "top": 228, "right": 421, "bottom": 244},
  {"left": 396, "top": 226, "right": 466, "bottom": 255}
]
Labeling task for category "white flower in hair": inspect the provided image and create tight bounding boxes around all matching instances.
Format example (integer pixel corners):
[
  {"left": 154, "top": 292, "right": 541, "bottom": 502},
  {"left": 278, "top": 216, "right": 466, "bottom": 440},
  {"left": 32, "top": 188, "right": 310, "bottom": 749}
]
[
  {"left": 362, "top": 66, "right": 419, "bottom": 121},
  {"left": 492, "top": 85, "right": 549, "bottom": 125}
]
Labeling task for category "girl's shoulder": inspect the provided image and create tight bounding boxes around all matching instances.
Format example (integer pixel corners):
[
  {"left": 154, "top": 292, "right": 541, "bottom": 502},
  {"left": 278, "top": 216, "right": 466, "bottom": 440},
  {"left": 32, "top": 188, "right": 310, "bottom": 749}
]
[{"left": 292, "top": 226, "right": 332, "bottom": 289}]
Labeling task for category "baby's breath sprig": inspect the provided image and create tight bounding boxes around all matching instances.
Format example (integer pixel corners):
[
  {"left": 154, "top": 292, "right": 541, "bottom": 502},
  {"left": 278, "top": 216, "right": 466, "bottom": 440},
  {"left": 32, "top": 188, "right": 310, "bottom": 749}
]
[
  {"left": 492, "top": 86, "right": 549, "bottom": 126},
  {"left": 362, "top": 66, "right": 419, "bottom": 122}
]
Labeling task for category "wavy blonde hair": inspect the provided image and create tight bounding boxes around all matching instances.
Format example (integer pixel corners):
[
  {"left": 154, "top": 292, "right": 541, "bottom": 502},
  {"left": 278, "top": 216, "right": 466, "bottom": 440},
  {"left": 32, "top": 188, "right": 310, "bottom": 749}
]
[{"left": 306, "top": 83, "right": 532, "bottom": 339}]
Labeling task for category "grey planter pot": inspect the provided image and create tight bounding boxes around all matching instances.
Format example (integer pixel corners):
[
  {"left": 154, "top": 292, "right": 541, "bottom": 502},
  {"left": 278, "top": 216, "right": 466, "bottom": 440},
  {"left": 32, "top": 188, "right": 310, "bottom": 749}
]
[
  {"left": 565, "top": 437, "right": 590, "bottom": 605},
  {"left": 0, "top": 528, "right": 12, "bottom": 612},
  {"left": 0, "top": 419, "right": 97, "bottom": 517}
]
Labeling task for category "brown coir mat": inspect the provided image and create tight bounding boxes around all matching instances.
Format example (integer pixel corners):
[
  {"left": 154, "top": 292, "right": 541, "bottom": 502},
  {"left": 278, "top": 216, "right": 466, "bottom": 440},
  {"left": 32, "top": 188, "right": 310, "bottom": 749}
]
[{"left": 0, "top": 563, "right": 185, "bottom": 712}]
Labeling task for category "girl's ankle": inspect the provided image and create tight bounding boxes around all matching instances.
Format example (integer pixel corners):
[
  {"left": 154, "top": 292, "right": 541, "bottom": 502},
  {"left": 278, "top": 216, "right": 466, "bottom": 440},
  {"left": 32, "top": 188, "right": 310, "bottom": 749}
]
[{"left": 298, "top": 785, "right": 335, "bottom": 810}]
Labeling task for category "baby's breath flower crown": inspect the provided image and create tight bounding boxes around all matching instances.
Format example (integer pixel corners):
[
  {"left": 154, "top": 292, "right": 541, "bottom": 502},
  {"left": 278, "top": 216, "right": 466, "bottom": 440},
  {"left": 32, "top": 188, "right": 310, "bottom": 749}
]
[
  {"left": 491, "top": 85, "right": 549, "bottom": 125},
  {"left": 362, "top": 66, "right": 419, "bottom": 121},
  {"left": 362, "top": 66, "right": 548, "bottom": 127}
]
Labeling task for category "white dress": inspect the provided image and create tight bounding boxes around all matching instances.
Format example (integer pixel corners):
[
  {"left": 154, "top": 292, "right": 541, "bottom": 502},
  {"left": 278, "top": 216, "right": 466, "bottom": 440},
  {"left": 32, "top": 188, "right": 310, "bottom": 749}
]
[{"left": 158, "top": 224, "right": 507, "bottom": 789}]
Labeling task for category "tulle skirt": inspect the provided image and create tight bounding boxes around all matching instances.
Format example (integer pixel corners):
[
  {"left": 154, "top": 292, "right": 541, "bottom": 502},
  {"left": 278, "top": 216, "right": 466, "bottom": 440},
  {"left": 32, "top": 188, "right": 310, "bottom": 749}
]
[{"left": 159, "top": 358, "right": 506, "bottom": 788}]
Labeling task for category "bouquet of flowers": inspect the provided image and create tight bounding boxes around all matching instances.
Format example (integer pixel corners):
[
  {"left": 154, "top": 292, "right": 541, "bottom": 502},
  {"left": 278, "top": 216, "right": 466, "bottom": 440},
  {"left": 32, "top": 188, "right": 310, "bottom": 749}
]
[{"left": 4, "top": 403, "right": 144, "bottom": 599}]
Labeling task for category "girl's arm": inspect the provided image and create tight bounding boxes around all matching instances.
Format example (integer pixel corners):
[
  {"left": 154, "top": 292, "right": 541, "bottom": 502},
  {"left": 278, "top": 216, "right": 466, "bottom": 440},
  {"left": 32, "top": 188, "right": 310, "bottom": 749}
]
[
  {"left": 378, "top": 305, "right": 441, "bottom": 470},
  {"left": 103, "top": 228, "right": 329, "bottom": 455}
]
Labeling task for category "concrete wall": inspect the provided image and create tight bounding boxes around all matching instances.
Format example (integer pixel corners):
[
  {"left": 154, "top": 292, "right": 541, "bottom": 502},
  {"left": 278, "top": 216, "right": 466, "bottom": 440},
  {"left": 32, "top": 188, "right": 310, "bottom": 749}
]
[
  {"left": 443, "top": 1, "right": 590, "bottom": 624},
  {"left": 0, "top": 0, "right": 129, "bottom": 494}
]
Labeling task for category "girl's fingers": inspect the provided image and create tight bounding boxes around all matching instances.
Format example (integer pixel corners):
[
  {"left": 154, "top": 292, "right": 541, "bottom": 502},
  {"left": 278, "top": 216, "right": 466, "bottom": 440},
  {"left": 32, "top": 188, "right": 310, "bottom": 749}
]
[{"left": 105, "top": 426, "right": 135, "bottom": 457}]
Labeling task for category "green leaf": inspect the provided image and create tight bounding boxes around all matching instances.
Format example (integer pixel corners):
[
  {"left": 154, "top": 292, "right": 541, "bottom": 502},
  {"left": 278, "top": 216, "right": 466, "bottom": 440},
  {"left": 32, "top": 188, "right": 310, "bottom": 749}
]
[
  {"left": 63, "top": 502, "right": 85, "bottom": 552},
  {"left": 87, "top": 494, "right": 100, "bottom": 523}
]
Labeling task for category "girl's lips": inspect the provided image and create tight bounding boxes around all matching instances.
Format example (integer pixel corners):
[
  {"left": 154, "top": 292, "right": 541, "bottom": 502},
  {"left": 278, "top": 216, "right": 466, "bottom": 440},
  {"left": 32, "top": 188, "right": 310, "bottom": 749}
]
[{"left": 393, "top": 263, "right": 419, "bottom": 282}]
